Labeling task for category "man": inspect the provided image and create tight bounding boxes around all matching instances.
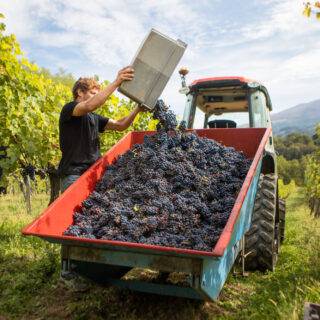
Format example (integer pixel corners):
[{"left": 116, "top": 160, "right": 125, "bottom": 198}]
[
  {"left": 58, "top": 67, "right": 144, "bottom": 290},
  {"left": 58, "top": 66, "right": 144, "bottom": 192}
]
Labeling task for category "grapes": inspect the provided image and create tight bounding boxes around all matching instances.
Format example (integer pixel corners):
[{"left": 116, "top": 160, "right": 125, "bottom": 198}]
[
  {"left": 22, "top": 164, "right": 36, "bottom": 181},
  {"left": 64, "top": 100, "right": 251, "bottom": 252},
  {"left": 153, "top": 100, "right": 178, "bottom": 132}
]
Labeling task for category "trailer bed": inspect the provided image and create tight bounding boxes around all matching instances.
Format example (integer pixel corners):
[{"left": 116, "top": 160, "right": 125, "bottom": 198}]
[{"left": 22, "top": 128, "right": 271, "bottom": 300}]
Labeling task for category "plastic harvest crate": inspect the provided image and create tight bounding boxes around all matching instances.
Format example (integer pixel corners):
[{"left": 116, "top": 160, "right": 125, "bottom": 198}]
[{"left": 22, "top": 128, "right": 271, "bottom": 300}]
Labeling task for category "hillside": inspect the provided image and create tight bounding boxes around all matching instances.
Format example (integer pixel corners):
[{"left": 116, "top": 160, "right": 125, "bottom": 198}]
[{"left": 271, "top": 99, "right": 320, "bottom": 136}]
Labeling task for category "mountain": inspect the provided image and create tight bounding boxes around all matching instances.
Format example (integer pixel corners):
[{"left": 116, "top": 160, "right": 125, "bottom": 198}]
[{"left": 271, "top": 99, "right": 320, "bottom": 136}]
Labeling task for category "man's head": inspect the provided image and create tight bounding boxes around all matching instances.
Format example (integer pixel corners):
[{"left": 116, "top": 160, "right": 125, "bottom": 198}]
[{"left": 72, "top": 77, "right": 101, "bottom": 102}]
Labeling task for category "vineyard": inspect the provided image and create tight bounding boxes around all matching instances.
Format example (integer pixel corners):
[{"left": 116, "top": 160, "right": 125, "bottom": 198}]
[
  {"left": 1, "top": 10, "right": 320, "bottom": 320},
  {"left": 0, "top": 15, "right": 156, "bottom": 211},
  {"left": 275, "top": 129, "right": 320, "bottom": 217}
]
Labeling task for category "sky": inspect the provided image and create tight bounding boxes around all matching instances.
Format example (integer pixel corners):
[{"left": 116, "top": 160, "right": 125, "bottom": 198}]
[{"left": 1, "top": 0, "right": 320, "bottom": 121}]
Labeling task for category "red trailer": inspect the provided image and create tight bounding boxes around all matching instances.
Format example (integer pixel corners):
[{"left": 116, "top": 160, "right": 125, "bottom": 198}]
[{"left": 23, "top": 127, "right": 272, "bottom": 300}]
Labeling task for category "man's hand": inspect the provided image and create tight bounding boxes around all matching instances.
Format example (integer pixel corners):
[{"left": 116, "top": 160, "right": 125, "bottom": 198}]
[
  {"left": 114, "top": 66, "right": 134, "bottom": 86},
  {"left": 137, "top": 104, "right": 150, "bottom": 113},
  {"left": 105, "top": 103, "right": 149, "bottom": 131}
]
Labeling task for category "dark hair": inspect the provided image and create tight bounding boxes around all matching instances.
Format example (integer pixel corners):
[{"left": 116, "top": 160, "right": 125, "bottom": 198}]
[{"left": 72, "top": 77, "right": 101, "bottom": 100}]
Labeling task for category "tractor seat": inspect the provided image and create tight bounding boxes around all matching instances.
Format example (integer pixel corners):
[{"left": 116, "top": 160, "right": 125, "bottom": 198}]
[{"left": 208, "top": 120, "right": 237, "bottom": 128}]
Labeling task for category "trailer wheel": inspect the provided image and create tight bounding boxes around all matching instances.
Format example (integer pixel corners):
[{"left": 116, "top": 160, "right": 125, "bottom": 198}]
[
  {"left": 245, "top": 174, "right": 279, "bottom": 271},
  {"left": 279, "top": 198, "right": 286, "bottom": 244}
]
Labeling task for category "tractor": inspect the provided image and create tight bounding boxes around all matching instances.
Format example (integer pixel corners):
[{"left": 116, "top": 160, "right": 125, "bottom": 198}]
[{"left": 179, "top": 68, "right": 286, "bottom": 271}]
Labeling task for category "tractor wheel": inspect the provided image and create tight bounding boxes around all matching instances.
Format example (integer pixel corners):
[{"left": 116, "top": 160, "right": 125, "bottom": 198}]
[
  {"left": 245, "top": 174, "right": 279, "bottom": 271},
  {"left": 279, "top": 198, "right": 286, "bottom": 244}
]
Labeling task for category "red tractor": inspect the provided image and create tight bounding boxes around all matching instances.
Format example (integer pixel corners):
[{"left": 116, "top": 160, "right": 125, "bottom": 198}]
[{"left": 179, "top": 68, "right": 286, "bottom": 271}]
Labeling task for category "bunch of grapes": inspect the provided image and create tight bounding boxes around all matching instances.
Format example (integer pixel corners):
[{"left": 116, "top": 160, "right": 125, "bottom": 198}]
[
  {"left": 64, "top": 100, "right": 251, "bottom": 252},
  {"left": 22, "top": 164, "right": 36, "bottom": 181}
]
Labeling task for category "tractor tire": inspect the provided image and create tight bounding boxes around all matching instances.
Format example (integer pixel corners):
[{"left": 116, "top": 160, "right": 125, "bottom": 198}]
[
  {"left": 279, "top": 198, "right": 286, "bottom": 244},
  {"left": 245, "top": 174, "right": 279, "bottom": 271}
]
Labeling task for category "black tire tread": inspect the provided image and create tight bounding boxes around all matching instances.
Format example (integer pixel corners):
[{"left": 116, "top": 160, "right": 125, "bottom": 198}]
[
  {"left": 279, "top": 198, "right": 286, "bottom": 244},
  {"left": 245, "top": 174, "right": 278, "bottom": 271}
]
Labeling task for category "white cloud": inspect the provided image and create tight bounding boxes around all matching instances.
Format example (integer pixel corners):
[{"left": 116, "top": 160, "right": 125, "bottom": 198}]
[
  {"left": 1, "top": 0, "right": 320, "bottom": 117},
  {"left": 1, "top": 0, "right": 36, "bottom": 38},
  {"left": 1, "top": 0, "right": 215, "bottom": 65}
]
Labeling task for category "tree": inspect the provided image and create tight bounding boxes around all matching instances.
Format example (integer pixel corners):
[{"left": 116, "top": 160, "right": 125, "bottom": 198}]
[
  {"left": 274, "top": 132, "right": 316, "bottom": 186},
  {"left": 274, "top": 133, "right": 316, "bottom": 160},
  {"left": 303, "top": 2, "right": 320, "bottom": 20},
  {"left": 277, "top": 155, "right": 306, "bottom": 186}
]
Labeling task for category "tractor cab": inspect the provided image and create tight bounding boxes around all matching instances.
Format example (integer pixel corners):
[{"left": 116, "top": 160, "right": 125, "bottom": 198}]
[{"left": 179, "top": 69, "right": 273, "bottom": 131}]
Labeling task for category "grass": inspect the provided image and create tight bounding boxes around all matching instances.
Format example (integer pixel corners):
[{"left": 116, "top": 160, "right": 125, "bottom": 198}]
[{"left": 0, "top": 189, "right": 319, "bottom": 319}]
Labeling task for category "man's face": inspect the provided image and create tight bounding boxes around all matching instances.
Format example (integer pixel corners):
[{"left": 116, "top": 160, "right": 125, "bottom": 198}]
[{"left": 78, "top": 88, "right": 100, "bottom": 101}]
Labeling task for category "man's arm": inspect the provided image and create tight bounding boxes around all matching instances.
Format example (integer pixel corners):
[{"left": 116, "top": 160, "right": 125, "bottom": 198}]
[
  {"left": 105, "top": 105, "right": 145, "bottom": 132},
  {"left": 72, "top": 67, "right": 134, "bottom": 117}
]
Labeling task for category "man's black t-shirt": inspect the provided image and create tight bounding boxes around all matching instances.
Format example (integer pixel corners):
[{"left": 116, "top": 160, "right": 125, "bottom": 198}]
[{"left": 58, "top": 101, "right": 109, "bottom": 176}]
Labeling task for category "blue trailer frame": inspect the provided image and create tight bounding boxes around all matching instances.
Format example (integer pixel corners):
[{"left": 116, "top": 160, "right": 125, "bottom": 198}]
[
  {"left": 42, "top": 160, "right": 261, "bottom": 301},
  {"left": 23, "top": 128, "right": 270, "bottom": 301}
]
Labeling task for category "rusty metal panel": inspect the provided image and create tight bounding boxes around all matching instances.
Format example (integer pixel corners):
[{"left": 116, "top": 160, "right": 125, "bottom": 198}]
[{"left": 67, "top": 245, "right": 202, "bottom": 274}]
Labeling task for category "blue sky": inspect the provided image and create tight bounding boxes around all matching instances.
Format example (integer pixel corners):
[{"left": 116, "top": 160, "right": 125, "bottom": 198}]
[{"left": 2, "top": 0, "right": 320, "bottom": 120}]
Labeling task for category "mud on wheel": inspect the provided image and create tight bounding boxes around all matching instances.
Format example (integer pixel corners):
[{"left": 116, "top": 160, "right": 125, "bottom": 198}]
[{"left": 245, "top": 174, "right": 280, "bottom": 271}]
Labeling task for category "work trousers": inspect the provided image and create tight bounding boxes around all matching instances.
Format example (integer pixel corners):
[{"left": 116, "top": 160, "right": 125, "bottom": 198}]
[{"left": 60, "top": 174, "right": 80, "bottom": 193}]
